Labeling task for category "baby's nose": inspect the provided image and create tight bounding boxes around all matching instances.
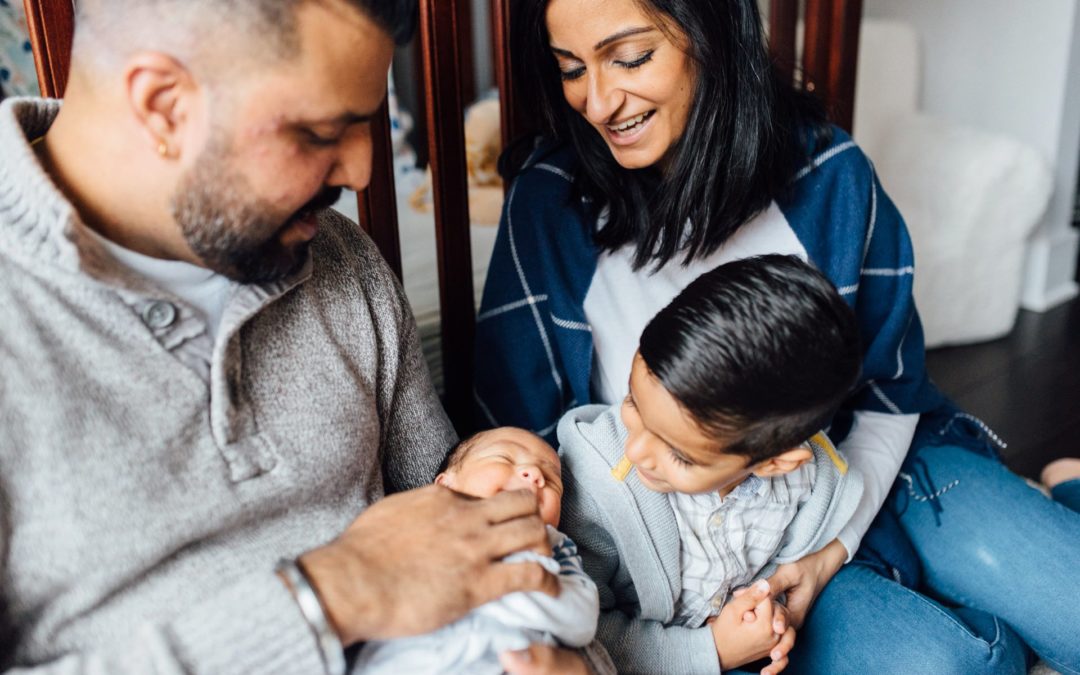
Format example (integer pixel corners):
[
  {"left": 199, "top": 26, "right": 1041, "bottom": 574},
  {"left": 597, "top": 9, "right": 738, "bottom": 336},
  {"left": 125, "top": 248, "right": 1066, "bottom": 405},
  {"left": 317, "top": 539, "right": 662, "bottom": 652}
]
[{"left": 519, "top": 465, "right": 545, "bottom": 488}]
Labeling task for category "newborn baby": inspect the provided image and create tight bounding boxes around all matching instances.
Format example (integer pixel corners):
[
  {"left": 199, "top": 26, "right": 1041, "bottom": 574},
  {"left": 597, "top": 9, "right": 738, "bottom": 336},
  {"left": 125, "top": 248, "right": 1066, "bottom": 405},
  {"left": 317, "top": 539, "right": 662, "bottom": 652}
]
[{"left": 354, "top": 427, "right": 599, "bottom": 674}]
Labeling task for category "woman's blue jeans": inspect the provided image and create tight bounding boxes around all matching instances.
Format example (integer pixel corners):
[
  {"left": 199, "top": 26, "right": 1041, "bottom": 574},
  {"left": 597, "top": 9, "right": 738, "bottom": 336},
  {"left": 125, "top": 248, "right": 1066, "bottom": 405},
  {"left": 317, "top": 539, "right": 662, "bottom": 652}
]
[{"left": 785, "top": 442, "right": 1080, "bottom": 675}]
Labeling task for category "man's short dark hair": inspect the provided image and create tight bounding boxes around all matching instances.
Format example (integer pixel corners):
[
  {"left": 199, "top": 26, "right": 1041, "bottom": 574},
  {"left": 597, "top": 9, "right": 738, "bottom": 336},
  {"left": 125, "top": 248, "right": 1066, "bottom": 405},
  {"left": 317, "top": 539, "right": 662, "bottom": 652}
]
[
  {"left": 73, "top": 0, "right": 417, "bottom": 71},
  {"left": 343, "top": 0, "right": 417, "bottom": 46},
  {"left": 638, "top": 254, "right": 862, "bottom": 464}
]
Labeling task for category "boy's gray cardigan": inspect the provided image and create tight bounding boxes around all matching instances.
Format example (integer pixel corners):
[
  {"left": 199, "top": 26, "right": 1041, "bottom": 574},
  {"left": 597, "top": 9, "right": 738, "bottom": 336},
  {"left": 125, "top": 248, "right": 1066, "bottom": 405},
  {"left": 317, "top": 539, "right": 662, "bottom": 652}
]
[{"left": 557, "top": 404, "right": 864, "bottom": 675}]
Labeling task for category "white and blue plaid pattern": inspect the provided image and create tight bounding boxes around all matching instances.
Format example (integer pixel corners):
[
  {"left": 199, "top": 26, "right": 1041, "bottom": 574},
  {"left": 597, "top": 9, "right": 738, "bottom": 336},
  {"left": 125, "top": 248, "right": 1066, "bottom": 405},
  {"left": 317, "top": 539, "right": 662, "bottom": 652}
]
[{"left": 669, "top": 464, "right": 816, "bottom": 628}]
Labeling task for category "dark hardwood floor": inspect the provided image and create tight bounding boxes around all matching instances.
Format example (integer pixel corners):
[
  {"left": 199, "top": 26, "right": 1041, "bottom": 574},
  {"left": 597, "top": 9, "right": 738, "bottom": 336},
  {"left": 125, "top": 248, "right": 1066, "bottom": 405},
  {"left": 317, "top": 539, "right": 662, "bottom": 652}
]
[{"left": 925, "top": 295, "right": 1080, "bottom": 480}]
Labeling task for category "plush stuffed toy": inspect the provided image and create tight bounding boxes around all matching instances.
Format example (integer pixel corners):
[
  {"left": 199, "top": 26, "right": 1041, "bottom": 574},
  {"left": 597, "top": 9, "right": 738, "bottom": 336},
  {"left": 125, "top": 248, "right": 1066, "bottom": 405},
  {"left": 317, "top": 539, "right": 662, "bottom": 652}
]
[{"left": 410, "top": 97, "right": 504, "bottom": 225}]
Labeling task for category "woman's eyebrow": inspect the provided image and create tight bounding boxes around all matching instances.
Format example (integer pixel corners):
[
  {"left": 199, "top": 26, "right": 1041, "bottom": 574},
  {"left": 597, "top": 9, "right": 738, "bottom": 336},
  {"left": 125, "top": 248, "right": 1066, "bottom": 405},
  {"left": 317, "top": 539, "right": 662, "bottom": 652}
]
[
  {"left": 550, "top": 26, "right": 657, "bottom": 57},
  {"left": 594, "top": 26, "right": 656, "bottom": 50}
]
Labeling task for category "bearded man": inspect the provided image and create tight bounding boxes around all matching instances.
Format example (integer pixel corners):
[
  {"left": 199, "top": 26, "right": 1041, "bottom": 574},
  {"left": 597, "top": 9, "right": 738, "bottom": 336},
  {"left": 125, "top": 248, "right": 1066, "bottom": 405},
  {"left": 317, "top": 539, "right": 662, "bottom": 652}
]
[{"left": 0, "top": 1, "right": 591, "bottom": 672}]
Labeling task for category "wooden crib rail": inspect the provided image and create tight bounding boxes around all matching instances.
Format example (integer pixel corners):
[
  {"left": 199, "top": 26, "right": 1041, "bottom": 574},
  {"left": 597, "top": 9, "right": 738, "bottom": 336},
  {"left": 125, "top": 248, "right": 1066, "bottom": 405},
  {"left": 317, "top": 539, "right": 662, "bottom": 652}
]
[
  {"left": 23, "top": 0, "right": 73, "bottom": 98},
  {"left": 356, "top": 100, "right": 404, "bottom": 280},
  {"left": 770, "top": 0, "right": 864, "bottom": 132},
  {"left": 419, "top": 0, "right": 475, "bottom": 433}
]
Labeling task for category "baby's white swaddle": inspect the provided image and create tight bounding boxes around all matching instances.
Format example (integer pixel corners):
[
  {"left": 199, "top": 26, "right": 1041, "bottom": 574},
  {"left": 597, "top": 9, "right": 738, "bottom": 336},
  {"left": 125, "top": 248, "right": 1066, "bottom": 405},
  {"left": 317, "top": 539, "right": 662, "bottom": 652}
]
[{"left": 354, "top": 525, "right": 599, "bottom": 674}]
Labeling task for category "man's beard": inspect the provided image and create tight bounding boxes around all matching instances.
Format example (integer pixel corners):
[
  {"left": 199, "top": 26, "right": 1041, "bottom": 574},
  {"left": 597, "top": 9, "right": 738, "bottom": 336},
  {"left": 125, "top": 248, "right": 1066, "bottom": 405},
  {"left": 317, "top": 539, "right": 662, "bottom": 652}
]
[{"left": 170, "top": 136, "right": 342, "bottom": 284}]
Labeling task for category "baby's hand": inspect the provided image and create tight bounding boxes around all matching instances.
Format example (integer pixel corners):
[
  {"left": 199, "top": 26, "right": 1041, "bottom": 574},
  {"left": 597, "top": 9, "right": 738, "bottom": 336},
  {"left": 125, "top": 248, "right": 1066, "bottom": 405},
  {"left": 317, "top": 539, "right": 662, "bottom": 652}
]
[{"left": 709, "top": 580, "right": 796, "bottom": 675}]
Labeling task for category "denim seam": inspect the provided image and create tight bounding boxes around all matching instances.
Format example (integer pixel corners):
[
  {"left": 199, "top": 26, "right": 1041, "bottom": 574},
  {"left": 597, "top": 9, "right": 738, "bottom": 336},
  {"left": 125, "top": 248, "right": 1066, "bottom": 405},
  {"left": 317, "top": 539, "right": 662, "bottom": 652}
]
[{"left": 987, "top": 615, "right": 1003, "bottom": 650}]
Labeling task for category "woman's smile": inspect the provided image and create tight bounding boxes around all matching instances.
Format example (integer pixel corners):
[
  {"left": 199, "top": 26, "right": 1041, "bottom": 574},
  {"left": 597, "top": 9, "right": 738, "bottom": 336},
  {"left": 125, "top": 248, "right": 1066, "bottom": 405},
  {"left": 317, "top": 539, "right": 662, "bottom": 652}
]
[{"left": 605, "top": 110, "right": 656, "bottom": 145}]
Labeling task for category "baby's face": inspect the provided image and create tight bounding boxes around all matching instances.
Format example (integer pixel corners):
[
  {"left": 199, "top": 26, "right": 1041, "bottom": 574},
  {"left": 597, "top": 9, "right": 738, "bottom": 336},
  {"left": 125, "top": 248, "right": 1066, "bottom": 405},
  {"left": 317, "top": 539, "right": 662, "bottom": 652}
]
[
  {"left": 621, "top": 353, "right": 754, "bottom": 495},
  {"left": 437, "top": 428, "right": 564, "bottom": 526}
]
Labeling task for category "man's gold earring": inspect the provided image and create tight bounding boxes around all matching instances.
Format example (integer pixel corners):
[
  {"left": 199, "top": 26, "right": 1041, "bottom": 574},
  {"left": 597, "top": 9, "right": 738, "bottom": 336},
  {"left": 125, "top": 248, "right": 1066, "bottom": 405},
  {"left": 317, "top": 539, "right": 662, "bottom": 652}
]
[{"left": 157, "top": 141, "right": 169, "bottom": 157}]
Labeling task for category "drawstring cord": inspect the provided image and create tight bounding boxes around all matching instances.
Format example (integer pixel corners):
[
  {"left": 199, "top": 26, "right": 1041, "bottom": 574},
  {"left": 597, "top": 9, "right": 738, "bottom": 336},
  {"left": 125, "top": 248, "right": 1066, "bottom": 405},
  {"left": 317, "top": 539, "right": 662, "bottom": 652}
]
[{"left": 898, "top": 457, "right": 959, "bottom": 526}]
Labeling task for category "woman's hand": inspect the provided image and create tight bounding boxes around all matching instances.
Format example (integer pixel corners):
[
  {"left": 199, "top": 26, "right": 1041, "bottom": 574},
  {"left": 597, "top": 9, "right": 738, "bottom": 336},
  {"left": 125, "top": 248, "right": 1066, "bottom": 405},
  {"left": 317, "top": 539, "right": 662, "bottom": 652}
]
[
  {"left": 710, "top": 580, "right": 796, "bottom": 674},
  {"left": 500, "top": 644, "right": 590, "bottom": 675},
  {"left": 747, "top": 539, "right": 848, "bottom": 628}
]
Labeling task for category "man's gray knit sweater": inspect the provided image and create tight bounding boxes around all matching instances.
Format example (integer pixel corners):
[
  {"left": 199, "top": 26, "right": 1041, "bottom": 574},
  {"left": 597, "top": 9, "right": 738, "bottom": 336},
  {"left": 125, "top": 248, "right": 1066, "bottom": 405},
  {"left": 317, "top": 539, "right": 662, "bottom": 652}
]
[{"left": 0, "top": 98, "right": 457, "bottom": 673}]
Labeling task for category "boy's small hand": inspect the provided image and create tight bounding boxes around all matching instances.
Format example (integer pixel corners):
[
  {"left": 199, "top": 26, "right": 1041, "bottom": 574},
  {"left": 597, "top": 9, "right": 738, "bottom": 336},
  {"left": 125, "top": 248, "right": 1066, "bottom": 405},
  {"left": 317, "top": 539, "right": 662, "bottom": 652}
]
[
  {"left": 761, "top": 538, "right": 847, "bottom": 627},
  {"left": 710, "top": 581, "right": 796, "bottom": 674}
]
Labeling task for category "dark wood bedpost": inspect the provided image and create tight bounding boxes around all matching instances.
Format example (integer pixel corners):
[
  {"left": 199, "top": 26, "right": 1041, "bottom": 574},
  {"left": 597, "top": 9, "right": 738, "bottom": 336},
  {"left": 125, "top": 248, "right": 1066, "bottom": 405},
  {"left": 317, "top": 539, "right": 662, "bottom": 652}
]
[{"left": 419, "top": 0, "right": 476, "bottom": 434}]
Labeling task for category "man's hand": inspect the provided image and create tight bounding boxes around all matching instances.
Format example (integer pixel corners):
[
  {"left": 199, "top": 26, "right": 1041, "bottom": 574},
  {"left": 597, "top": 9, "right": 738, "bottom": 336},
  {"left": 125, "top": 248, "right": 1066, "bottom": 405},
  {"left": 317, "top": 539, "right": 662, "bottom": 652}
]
[
  {"left": 710, "top": 581, "right": 796, "bottom": 675},
  {"left": 755, "top": 538, "right": 847, "bottom": 628},
  {"left": 499, "top": 644, "right": 590, "bottom": 675},
  {"left": 298, "top": 484, "right": 556, "bottom": 645}
]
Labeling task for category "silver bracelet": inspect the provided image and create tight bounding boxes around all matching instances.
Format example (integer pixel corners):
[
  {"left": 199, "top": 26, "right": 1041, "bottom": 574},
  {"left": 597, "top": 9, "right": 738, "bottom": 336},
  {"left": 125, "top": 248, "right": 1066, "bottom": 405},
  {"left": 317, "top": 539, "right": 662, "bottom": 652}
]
[{"left": 276, "top": 558, "right": 347, "bottom": 675}]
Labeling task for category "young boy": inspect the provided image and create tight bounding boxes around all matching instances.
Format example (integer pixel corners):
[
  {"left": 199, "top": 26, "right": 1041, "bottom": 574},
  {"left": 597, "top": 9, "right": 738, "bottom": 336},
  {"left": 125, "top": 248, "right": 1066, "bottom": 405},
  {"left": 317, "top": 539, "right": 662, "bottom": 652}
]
[
  {"left": 558, "top": 254, "right": 865, "bottom": 675},
  {"left": 354, "top": 427, "right": 601, "bottom": 674}
]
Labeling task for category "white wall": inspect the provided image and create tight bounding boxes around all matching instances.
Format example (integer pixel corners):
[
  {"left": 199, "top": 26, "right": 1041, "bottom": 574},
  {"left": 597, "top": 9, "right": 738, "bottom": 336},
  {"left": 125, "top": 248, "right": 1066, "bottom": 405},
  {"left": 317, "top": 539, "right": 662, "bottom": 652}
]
[{"left": 864, "top": 0, "right": 1080, "bottom": 310}]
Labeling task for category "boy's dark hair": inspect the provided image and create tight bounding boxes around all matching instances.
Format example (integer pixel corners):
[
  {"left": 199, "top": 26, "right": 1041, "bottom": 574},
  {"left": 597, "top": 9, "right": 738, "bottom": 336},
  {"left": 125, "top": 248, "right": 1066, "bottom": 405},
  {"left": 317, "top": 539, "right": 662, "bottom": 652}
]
[
  {"left": 510, "top": 0, "right": 831, "bottom": 271},
  {"left": 638, "top": 254, "right": 861, "bottom": 463}
]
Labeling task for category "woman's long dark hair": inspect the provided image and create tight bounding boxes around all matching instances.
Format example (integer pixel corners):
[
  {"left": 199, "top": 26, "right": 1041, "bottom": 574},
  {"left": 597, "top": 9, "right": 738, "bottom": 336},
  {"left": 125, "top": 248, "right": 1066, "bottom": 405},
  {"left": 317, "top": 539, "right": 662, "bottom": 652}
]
[{"left": 512, "top": 0, "right": 831, "bottom": 269}]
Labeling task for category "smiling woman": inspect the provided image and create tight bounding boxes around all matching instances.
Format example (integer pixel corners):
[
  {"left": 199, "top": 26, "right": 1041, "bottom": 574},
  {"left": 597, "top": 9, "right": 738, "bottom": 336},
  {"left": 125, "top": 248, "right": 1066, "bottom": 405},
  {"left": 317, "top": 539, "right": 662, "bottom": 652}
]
[{"left": 509, "top": 0, "right": 829, "bottom": 271}]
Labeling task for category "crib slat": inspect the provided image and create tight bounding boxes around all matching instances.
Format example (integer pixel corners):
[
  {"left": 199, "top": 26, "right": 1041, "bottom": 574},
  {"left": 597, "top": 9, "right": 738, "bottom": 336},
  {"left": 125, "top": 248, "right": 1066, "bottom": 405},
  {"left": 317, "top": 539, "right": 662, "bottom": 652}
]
[
  {"left": 769, "top": 0, "right": 865, "bottom": 131},
  {"left": 456, "top": 0, "right": 476, "bottom": 105},
  {"left": 492, "top": 0, "right": 540, "bottom": 156},
  {"left": 420, "top": 0, "right": 476, "bottom": 433},
  {"left": 492, "top": 0, "right": 518, "bottom": 153},
  {"left": 356, "top": 98, "right": 403, "bottom": 280},
  {"left": 803, "top": 0, "right": 832, "bottom": 103},
  {"left": 491, "top": 0, "right": 512, "bottom": 151},
  {"left": 827, "top": 0, "right": 863, "bottom": 133},
  {"left": 23, "top": 0, "right": 74, "bottom": 98},
  {"left": 768, "top": 0, "right": 798, "bottom": 85}
]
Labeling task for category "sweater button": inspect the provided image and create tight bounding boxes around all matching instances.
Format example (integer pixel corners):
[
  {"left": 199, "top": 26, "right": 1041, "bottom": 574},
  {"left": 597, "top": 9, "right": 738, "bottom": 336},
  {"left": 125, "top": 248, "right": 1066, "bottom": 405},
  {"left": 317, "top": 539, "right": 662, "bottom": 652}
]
[{"left": 142, "top": 300, "right": 177, "bottom": 329}]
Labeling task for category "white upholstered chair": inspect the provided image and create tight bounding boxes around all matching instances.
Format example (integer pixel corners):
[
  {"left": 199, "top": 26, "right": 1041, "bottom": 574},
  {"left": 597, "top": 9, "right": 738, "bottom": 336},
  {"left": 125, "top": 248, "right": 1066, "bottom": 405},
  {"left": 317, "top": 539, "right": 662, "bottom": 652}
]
[{"left": 852, "top": 19, "right": 1053, "bottom": 347}]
